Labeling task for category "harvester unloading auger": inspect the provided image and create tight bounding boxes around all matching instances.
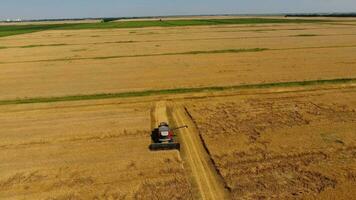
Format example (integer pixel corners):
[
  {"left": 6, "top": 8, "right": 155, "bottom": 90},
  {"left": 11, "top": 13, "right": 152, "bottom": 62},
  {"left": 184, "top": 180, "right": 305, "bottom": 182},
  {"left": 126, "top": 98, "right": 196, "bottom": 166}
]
[{"left": 149, "top": 122, "right": 188, "bottom": 151}]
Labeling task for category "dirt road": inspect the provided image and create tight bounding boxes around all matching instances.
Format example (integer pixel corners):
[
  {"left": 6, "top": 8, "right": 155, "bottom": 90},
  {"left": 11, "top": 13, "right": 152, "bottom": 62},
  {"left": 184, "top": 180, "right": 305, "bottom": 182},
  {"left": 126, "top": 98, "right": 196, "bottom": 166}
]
[{"left": 168, "top": 103, "right": 230, "bottom": 200}]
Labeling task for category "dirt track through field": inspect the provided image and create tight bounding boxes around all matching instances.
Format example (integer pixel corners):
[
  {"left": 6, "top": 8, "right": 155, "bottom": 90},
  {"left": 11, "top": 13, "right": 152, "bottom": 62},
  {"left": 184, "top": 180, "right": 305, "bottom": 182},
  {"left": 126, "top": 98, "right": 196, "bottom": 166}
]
[{"left": 164, "top": 102, "right": 230, "bottom": 200}]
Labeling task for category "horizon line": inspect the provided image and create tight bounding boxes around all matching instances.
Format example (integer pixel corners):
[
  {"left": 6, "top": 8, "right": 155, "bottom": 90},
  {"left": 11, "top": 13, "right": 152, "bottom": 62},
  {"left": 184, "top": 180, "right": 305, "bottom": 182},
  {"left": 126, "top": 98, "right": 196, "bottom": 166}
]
[{"left": 2, "top": 12, "right": 356, "bottom": 22}]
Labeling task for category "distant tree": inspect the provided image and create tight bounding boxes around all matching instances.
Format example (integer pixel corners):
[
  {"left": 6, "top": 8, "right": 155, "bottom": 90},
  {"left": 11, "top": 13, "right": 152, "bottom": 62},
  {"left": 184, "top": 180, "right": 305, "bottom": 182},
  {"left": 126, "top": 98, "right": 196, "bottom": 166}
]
[{"left": 101, "top": 18, "right": 119, "bottom": 23}]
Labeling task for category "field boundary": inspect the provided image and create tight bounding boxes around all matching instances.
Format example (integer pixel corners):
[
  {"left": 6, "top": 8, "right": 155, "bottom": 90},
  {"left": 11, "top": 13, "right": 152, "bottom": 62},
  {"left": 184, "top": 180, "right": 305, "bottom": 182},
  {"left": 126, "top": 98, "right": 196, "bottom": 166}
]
[{"left": 1, "top": 78, "right": 355, "bottom": 106}]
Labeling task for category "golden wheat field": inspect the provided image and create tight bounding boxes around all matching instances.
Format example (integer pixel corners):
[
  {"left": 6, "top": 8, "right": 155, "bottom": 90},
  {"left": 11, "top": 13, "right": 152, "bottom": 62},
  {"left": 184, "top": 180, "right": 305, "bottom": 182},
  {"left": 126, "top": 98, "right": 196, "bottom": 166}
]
[
  {"left": 185, "top": 87, "right": 356, "bottom": 199},
  {"left": 1, "top": 20, "right": 356, "bottom": 99},
  {"left": 0, "top": 17, "right": 356, "bottom": 200},
  {"left": 0, "top": 100, "right": 195, "bottom": 200}
]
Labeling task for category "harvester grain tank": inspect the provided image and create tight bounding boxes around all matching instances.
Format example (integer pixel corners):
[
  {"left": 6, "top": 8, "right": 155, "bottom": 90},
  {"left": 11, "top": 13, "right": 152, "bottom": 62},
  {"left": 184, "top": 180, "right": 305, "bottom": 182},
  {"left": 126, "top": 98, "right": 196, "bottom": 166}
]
[{"left": 149, "top": 122, "right": 187, "bottom": 151}]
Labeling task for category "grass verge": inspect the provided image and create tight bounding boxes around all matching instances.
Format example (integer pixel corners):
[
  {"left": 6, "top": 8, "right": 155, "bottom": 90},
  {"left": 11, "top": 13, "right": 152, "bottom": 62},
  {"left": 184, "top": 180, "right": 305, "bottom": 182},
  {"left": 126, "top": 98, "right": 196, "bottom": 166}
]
[
  {"left": 177, "top": 48, "right": 267, "bottom": 55},
  {"left": 0, "top": 18, "right": 327, "bottom": 38},
  {"left": 294, "top": 34, "right": 319, "bottom": 37},
  {"left": 0, "top": 48, "right": 268, "bottom": 64},
  {"left": 21, "top": 44, "right": 67, "bottom": 48},
  {"left": 0, "top": 78, "right": 355, "bottom": 106},
  {"left": 0, "top": 44, "right": 67, "bottom": 50},
  {"left": 93, "top": 48, "right": 268, "bottom": 60}
]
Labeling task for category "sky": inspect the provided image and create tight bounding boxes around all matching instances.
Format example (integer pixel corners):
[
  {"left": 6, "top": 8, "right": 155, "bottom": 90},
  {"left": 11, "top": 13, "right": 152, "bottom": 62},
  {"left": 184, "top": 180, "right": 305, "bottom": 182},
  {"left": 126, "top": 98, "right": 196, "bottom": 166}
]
[{"left": 1, "top": 0, "right": 356, "bottom": 20}]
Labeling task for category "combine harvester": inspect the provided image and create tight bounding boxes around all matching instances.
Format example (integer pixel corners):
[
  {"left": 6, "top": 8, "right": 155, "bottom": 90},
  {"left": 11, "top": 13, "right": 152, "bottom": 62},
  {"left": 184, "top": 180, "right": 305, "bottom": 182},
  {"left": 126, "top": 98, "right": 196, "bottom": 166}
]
[{"left": 149, "top": 122, "right": 187, "bottom": 151}]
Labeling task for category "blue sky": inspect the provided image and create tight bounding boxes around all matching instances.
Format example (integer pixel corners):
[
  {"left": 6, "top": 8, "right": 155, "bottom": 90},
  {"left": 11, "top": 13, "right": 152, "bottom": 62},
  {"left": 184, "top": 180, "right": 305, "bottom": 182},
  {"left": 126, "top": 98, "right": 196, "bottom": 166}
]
[{"left": 1, "top": 0, "right": 356, "bottom": 20}]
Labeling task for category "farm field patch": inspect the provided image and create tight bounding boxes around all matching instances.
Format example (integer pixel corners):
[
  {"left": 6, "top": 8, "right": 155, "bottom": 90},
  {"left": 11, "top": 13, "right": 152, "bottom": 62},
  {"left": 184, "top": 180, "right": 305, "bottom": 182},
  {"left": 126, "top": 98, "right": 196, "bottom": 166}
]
[
  {"left": 0, "top": 102, "right": 193, "bottom": 199},
  {"left": 1, "top": 17, "right": 356, "bottom": 199},
  {"left": 1, "top": 21, "right": 356, "bottom": 100},
  {"left": 185, "top": 88, "right": 356, "bottom": 199},
  {"left": 0, "top": 18, "right": 326, "bottom": 38}
]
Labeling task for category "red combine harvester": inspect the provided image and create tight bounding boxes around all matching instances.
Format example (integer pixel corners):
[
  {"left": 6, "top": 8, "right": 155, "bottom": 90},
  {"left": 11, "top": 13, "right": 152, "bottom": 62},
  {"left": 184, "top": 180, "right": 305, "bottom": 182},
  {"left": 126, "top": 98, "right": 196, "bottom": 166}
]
[{"left": 149, "top": 122, "right": 188, "bottom": 151}]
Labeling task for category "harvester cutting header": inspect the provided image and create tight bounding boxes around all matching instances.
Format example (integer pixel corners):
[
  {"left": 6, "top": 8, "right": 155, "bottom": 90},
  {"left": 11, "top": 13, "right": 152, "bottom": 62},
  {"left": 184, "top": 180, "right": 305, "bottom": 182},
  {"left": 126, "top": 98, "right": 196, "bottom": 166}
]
[{"left": 149, "top": 122, "right": 188, "bottom": 151}]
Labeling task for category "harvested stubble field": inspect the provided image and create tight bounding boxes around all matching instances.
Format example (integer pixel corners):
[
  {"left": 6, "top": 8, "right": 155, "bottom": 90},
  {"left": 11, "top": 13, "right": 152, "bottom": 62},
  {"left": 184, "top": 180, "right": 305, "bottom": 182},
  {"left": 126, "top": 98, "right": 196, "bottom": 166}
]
[
  {"left": 185, "top": 87, "right": 356, "bottom": 199},
  {"left": 0, "top": 101, "right": 193, "bottom": 199},
  {"left": 1, "top": 17, "right": 356, "bottom": 200}
]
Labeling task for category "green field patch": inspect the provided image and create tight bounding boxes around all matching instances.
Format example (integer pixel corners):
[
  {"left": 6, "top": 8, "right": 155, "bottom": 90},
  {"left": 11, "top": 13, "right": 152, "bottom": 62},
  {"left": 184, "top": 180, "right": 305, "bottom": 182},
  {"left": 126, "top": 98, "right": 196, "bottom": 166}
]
[
  {"left": 0, "top": 18, "right": 328, "bottom": 38},
  {"left": 0, "top": 78, "right": 354, "bottom": 105},
  {"left": 0, "top": 23, "right": 74, "bottom": 38}
]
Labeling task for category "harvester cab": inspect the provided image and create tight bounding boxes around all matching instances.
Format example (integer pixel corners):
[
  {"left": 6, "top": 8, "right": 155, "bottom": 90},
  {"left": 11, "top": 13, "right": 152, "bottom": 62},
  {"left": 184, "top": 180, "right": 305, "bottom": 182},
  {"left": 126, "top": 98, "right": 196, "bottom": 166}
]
[{"left": 149, "top": 122, "right": 188, "bottom": 151}]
